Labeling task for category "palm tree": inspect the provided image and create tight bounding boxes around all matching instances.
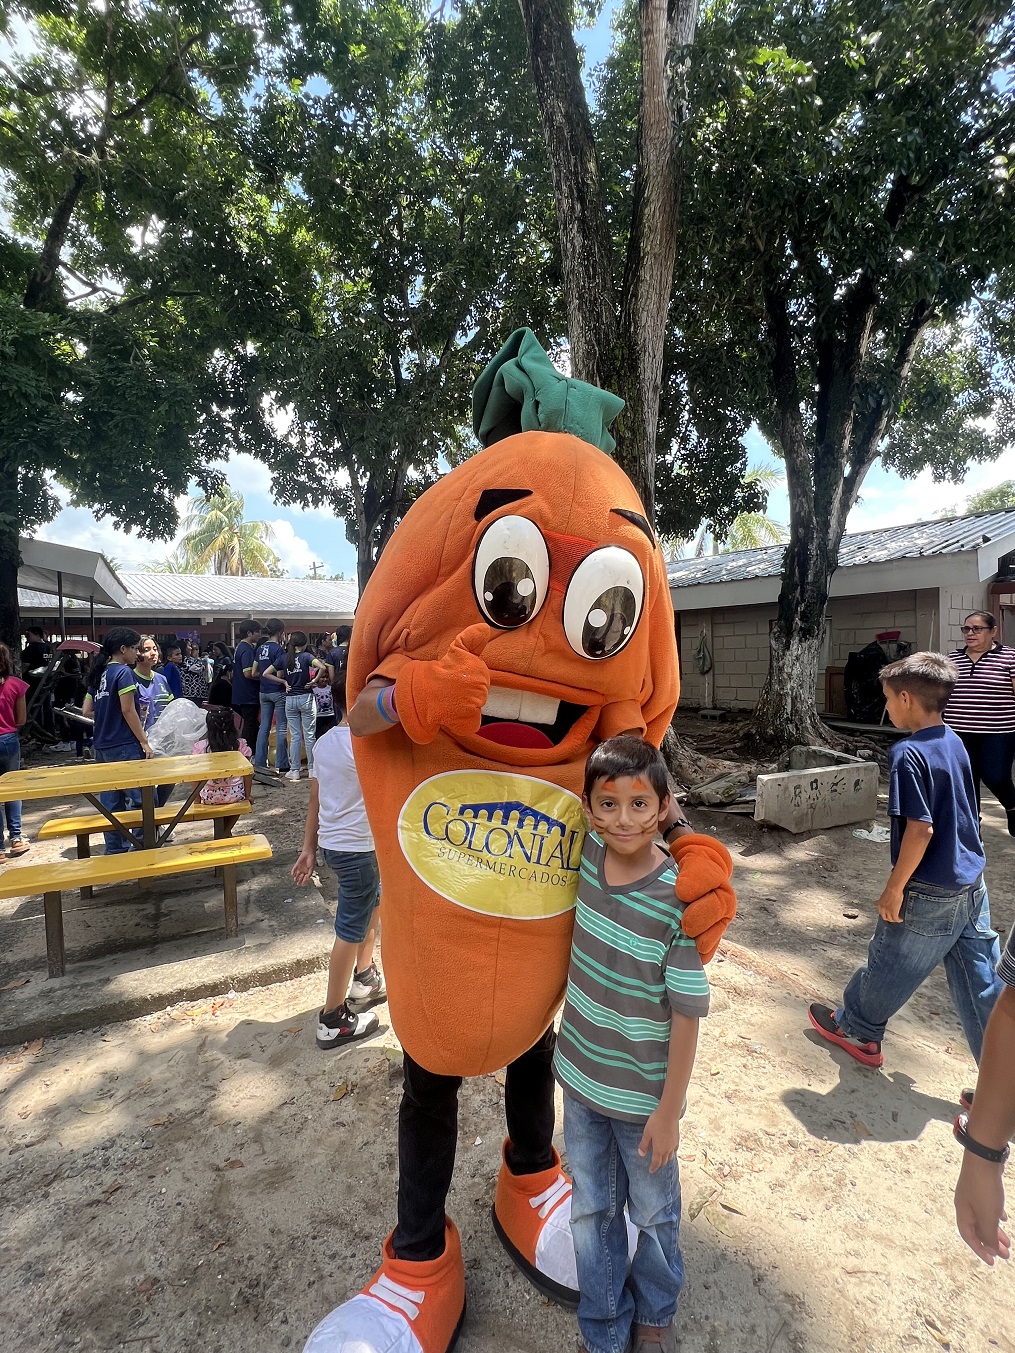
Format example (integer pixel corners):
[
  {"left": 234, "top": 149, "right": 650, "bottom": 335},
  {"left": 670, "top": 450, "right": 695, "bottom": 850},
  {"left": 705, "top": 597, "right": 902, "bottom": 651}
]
[
  {"left": 663, "top": 462, "right": 788, "bottom": 561},
  {"left": 167, "top": 491, "right": 283, "bottom": 576}
]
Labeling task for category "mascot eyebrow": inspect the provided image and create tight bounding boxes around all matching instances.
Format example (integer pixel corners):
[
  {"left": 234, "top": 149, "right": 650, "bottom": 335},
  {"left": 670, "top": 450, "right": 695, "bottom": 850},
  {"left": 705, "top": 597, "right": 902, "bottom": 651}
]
[
  {"left": 475, "top": 488, "right": 533, "bottom": 521},
  {"left": 474, "top": 491, "right": 656, "bottom": 550}
]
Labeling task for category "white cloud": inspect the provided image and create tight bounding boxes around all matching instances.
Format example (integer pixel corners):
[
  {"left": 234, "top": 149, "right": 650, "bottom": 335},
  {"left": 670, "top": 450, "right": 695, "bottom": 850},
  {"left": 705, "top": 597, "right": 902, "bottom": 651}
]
[
  {"left": 266, "top": 519, "right": 332, "bottom": 576},
  {"left": 847, "top": 448, "right": 1015, "bottom": 532}
]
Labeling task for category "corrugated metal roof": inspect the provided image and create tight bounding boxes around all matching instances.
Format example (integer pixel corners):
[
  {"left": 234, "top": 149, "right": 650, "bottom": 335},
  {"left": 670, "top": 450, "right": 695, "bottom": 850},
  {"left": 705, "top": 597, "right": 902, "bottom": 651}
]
[
  {"left": 19, "top": 572, "right": 358, "bottom": 617},
  {"left": 666, "top": 510, "right": 1015, "bottom": 589}
]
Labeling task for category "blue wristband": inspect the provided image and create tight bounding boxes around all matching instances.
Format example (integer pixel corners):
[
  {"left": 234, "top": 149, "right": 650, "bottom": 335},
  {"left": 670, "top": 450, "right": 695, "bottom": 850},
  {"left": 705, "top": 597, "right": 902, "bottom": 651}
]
[{"left": 376, "top": 687, "right": 397, "bottom": 724}]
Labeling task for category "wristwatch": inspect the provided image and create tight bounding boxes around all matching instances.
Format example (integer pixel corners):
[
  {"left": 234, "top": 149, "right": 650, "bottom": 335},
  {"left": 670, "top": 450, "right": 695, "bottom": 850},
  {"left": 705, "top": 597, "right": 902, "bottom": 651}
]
[
  {"left": 662, "top": 819, "right": 691, "bottom": 842},
  {"left": 953, "top": 1113, "right": 1010, "bottom": 1165}
]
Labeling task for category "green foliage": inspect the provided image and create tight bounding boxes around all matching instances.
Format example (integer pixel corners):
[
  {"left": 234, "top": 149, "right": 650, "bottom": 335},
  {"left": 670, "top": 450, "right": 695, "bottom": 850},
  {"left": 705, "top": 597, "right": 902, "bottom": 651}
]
[
  {"left": 221, "top": 0, "right": 562, "bottom": 586},
  {"left": 671, "top": 0, "right": 1015, "bottom": 483},
  {"left": 967, "top": 480, "right": 1015, "bottom": 512},
  {"left": 168, "top": 490, "right": 282, "bottom": 576}
]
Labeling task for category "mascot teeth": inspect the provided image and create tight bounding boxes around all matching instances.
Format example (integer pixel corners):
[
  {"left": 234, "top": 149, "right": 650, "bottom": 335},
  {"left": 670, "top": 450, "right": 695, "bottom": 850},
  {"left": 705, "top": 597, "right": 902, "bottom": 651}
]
[{"left": 482, "top": 686, "right": 560, "bottom": 725}]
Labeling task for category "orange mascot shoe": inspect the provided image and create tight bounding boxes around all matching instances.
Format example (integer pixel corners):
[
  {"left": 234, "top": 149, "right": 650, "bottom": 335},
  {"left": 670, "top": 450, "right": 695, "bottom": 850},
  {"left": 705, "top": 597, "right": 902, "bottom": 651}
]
[
  {"left": 304, "top": 1220, "right": 466, "bottom": 1353},
  {"left": 491, "top": 1140, "right": 580, "bottom": 1308}
]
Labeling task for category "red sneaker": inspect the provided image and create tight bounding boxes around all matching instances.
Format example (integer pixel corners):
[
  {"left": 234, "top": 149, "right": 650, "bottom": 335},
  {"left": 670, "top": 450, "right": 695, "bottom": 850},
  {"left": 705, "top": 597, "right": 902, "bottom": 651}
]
[
  {"left": 808, "top": 1003, "right": 883, "bottom": 1068},
  {"left": 304, "top": 1218, "right": 466, "bottom": 1353},
  {"left": 491, "top": 1139, "right": 580, "bottom": 1309}
]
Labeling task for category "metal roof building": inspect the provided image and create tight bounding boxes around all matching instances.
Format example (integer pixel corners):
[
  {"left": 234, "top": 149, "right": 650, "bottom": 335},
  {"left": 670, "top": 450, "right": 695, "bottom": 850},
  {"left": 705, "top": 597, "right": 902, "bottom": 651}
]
[
  {"left": 19, "top": 572, "right": 357, "bottom": 644},
  {"left": 667, "top": 511, "right": 1015, "bottom": 714},
  {"left": 667, "top": 510, "right": 1015, "bottom": 607}
]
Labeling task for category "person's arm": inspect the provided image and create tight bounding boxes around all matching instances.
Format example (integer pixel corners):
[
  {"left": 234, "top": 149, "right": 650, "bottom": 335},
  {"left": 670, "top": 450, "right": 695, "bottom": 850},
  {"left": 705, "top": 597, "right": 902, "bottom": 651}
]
[
  {"left": 639, "top": 1013, "right": 699, "bottom": 1173},
  {"left": 877, "top": 818, "right": 934, "bottom": 922},
  {"left": 14, "top": 694, "right": 27, "bottom": 728},
  {"left": 955, "top": 984, "right": 1015, "bottom": 1264},
  {"left": 82, "top": 693, "right": 94, "bottom": 719},
  {"left": 659, "top": 798, "right": 695, "bottom": 844},
  {"left": 292, "top": 777, "right": 321, "bottom": 884},
  {"left": 262, "top": 663, "right": 290, "bottom": 691},
  {"left": 241, "top": 647, "right": 255, "bottom": 680},
  {"left": 348, "top": 677, "right": 397, "bottom": 736},
  {"left": 119, "top": 688, "right": 152, "bottom": 757}
]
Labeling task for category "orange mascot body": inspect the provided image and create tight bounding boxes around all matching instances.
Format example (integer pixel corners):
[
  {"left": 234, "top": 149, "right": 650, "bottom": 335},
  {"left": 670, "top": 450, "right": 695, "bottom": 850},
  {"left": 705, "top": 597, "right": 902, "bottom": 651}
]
[
  {"left": 304, "top": 331, "right": 735, "bottom": 1353},
  {"left": 349, "top": 431, "right": 678, "bottom": 1079}
]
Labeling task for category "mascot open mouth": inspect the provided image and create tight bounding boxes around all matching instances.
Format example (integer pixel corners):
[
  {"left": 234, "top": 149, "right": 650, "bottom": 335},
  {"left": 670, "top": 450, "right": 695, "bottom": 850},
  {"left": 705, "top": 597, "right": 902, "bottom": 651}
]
[{"left": 477, "top": 685, "right": 587, "bottom": 750}]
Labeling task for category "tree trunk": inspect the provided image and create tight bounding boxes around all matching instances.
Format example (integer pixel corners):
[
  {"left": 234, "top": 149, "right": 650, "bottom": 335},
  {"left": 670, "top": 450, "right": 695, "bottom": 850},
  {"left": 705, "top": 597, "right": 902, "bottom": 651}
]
[
  {"left": 516, "top": 0, "right": 618, "bottom": 390},
  {"left": 0, "top": 454, "right": 21, "bottom": 660}
]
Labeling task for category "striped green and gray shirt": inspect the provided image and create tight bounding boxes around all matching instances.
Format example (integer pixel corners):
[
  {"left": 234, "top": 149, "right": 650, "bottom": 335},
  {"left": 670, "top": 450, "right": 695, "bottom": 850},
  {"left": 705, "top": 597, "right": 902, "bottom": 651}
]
[{"left": 553, "top": 831, "right": 709, "bottom": 1123}]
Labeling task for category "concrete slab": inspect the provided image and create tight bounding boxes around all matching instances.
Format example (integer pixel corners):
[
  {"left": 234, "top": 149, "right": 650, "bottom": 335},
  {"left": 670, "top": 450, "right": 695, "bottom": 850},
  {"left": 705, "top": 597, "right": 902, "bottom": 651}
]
[
  {"left": 0, "top": 770, "right": 332, "bottom": 1049},
  {"left": 754, "top": 745, "right": 879, "bottom": 833}
]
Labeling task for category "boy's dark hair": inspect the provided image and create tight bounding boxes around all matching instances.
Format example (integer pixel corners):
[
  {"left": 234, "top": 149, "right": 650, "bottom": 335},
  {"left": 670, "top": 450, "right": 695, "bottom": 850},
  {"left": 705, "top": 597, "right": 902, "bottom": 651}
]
[
  {"left": 334, "top": 624, "right": 352, "bottom": 646},
  {"left": 205, "top": 707, "right": 240, "bottom": 753},
  {"left": 583, "top": 734, "right": 670, "bottom": 804},
  {"left": 24, "top": 626, "right": 44, "bottom": 639},
  {"left": 239, "top": 619, "right": 261, "bottom": 639},
  {"left": 880, "top": 651, "right": 957, "bottom": 713}
]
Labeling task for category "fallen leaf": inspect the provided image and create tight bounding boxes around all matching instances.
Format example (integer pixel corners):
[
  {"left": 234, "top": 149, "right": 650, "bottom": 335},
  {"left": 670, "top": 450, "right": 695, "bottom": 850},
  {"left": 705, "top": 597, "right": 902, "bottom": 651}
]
[
  {"left": 688, "top": 1186, "right": 717, "bottom": 1220},
  {"left": 211, "top": 1239, "right": 228, "bottom": 1251},
  {"left": 285, "top": 1025, "right": 303, "bottom": 1036},
  {"left": 79, "top": 1101, "right": 113, "bottom": 1115},
  {"left": 921, "top": 1312, "right": 951, "bottom": 1349},
  {"left": 136, "top": 1276, "right": 158, "bottom": 1295},
  {"left": 23, "top": 1038, "right": 44, "bottom": 1055},
  {"left": 17, "top": 1108, "right": 30, "bottom": 1119},
  {"left": 843, "top": 910, "right": 860, "bottom": 920},
  {"left": 709, "top": 1065, "right": 721, "bottom": 1076},
  {"left": 493, "top": 1071, "right": 507, "bottom": 1086},
  {"left": 103, "top": 1181, "right": 122, "bottom": 1198},
  {"left": 719, "top": 1200, "right": 745, "bottom": 1215},
  {"left": 148, "top": 1116, "right": 170, "bottom": 1127},
  {"left": 704, "top": 1201, "right": 740, "bottom": 1237},
  {"left": 332, "top": 1082, "right": 349, "bottom": 1102},
  {"left": 225, "top": 1158, "right": 244, "bottom": 1169},
  {"left": 1, "top": 976, "right": 30, "bottom": 990},
  {"left": 851, "top": 1117, "right": 873, "bottom": 1139}
]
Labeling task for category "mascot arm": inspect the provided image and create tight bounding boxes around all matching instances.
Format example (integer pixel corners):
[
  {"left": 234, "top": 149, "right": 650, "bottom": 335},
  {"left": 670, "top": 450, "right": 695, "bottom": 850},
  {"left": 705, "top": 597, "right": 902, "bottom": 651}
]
[
  {"left": 367, "top": 623, "right": 493, "bottom": 746},
  {"left": 668, "top": 833, "right": 737, "bottom": 964}
]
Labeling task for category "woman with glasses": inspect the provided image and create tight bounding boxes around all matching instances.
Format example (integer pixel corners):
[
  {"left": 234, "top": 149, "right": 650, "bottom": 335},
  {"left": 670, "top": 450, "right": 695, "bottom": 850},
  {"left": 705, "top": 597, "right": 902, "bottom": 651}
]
[{"left": 944, "top": 611, "right": 1015, "bottom": 834}]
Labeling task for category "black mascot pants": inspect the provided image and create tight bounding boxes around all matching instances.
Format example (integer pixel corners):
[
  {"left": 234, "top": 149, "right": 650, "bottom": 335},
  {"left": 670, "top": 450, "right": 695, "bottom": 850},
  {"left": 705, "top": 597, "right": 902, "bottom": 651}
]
[{"left": 393, "top": 1026, "right": 558, "bottom": 1262}]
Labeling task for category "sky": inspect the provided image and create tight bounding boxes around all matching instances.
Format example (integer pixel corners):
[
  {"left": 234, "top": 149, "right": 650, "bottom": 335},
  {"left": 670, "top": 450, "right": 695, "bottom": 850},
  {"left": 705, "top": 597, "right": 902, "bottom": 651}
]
[{"left": 24, "top": 4, "right": 1015, "bottom": 580}]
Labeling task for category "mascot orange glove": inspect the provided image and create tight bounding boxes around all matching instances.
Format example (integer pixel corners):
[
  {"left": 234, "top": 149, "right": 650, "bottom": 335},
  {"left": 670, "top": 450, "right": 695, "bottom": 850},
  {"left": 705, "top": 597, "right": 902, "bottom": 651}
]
[
  {"left": 668, "top": 833, "right": 736, "bottom": 963},
  {"left": 393, "top": 622, "right": 493, "bottom": 744}
]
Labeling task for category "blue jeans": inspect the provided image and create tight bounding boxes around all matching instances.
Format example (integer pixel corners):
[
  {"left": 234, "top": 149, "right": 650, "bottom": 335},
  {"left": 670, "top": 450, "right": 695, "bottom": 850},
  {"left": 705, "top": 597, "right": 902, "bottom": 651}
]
[
  {"left": 564, "top": 1093, "right": 684, "bottom": 1353},
  {"left": 254, "top": 690, "right": 289, "bottom": 771},
  {"left": 286, "top": 692, "right": 316, "bottom": 772},
  {"left": 94, "top": 740, "right": 144, "bottom": 855},
  {"left": 0, "top": 730, "right": 23, "bottom": 848},
  {"left": 838, "top": 875, "right": 1003, "bottom": 1060},
  {"left": 322, "top": 849, "right": 380, "bottom": 943}
]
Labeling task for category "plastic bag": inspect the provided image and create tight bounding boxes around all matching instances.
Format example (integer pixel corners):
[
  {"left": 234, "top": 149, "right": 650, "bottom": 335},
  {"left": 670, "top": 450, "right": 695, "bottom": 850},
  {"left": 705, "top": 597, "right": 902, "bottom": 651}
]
[{"left": 148, "top": 699, "right": 208, "bottom": 758}]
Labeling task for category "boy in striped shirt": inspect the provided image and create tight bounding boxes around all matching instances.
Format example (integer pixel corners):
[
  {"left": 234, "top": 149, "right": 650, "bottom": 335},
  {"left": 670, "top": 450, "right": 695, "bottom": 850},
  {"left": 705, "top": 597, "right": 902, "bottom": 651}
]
[{"left": 554, "top": 736, "right": 709, "bottom": 1353}]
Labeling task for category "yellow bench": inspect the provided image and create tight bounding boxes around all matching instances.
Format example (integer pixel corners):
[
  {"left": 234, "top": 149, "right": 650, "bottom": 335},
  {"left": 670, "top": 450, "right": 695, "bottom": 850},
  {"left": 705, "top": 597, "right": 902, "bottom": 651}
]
[
  {"left": 37, "top": 801, "right": 253, "bottom": 897},
  {"left": 0, "top": 833, "right": 272, "bottom": 977}
]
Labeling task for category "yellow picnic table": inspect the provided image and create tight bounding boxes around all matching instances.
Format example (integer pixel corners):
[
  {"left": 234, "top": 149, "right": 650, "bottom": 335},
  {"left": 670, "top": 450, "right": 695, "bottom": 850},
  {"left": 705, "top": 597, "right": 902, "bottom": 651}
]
[{"left": 0, "top": 751, "right": 252, "bottom": 851}]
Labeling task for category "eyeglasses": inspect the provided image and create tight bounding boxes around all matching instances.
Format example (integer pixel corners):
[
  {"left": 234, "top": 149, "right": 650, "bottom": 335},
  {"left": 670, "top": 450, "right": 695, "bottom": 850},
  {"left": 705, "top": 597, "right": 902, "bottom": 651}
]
[{"left": 960, "top": 625, "right": 990, "bottom": 634}]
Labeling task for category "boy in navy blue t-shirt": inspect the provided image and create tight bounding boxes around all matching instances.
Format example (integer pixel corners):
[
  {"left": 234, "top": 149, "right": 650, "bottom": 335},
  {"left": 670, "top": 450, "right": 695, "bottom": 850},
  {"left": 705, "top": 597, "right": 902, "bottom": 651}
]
[{"left": 809, "top": 652, "right": 1003, "bottom": 1081}]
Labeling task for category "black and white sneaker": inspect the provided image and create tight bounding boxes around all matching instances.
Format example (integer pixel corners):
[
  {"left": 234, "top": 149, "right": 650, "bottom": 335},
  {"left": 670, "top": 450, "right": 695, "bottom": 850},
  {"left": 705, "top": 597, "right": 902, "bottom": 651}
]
[
  {"left": 348, "top": 963, "right": 387, "bottom": 1010},
  {"left": 316, "top": 1003, "right": 379, "bottom": 1050}
]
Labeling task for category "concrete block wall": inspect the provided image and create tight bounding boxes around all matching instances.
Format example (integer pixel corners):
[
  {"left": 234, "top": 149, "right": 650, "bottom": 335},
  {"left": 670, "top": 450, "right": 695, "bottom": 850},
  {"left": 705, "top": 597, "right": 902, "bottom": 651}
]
[
  {"left": 676, "top": 604, "right": 777, "bottom": 710},
  {"left": 939, "top": 584, "right": 991, "bottom": 653},
  {"left": 825, "top": 591, "right": 919, "bottom": 666}
]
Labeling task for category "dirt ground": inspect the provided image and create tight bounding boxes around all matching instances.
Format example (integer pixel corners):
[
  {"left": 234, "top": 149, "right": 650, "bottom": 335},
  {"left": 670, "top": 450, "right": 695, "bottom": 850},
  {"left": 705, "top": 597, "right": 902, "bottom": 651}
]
[{"left": 1, "top": 738, "right": 1013, "bottom": 1353}]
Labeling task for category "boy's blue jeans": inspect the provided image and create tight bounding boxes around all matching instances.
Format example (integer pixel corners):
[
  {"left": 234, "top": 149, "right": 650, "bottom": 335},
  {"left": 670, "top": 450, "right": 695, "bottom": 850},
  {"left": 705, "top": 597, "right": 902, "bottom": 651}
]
[
  {"left": 838, "top": 875, "right": 1003, "bottom": 1060},
  {"left": 564, "top": 1092, "right": 683, "bottom": 1353}
]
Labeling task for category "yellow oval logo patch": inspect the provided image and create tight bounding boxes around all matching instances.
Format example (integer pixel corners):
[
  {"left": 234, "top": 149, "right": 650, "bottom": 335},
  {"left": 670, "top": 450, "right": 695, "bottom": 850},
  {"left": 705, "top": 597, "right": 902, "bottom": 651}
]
[{"left": 398, "top": 771, "right": 585, "bottom": 920}]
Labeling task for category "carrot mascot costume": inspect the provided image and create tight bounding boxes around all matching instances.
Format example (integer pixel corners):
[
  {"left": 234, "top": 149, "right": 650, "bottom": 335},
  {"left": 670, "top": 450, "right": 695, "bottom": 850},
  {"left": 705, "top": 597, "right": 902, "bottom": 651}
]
[{"left": 304, "top": 330, "right": 735, "bottom": 1353}]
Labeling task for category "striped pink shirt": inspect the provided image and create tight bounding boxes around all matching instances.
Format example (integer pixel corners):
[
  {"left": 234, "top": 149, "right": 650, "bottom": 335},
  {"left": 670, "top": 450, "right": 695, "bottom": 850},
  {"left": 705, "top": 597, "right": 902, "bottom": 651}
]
[{"left": 944, "top": 645, "right": 1015, "bottom": 733}]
